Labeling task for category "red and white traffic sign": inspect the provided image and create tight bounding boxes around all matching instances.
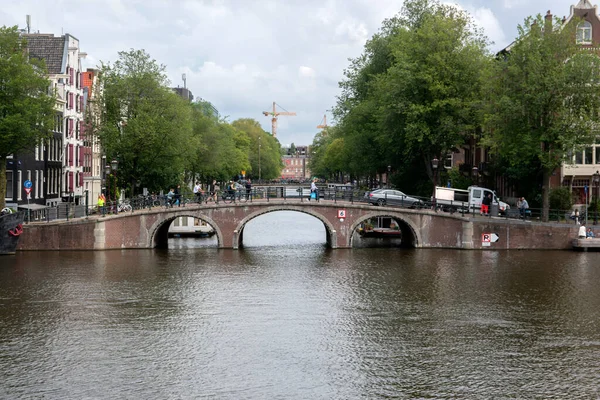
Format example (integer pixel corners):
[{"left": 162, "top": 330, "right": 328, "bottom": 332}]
[
  {"left": 482, "top": 233, "right": 499, "bottom": 247},
  {"left": 24, "top": 187, "right": 32, "bottom": 195},
  {"left": 337, "top": 209, "right": 346, "bottom": 218}
]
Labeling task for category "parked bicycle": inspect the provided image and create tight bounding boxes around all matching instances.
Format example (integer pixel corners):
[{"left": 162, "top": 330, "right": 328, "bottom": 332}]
[{"left": 118, "top": 201, "right": 132, "bottom": 213}]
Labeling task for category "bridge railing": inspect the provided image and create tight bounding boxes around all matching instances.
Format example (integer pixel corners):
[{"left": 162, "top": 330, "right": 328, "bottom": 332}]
[{"left": 28, "top": 187, "right": 589, "bottom": 228}]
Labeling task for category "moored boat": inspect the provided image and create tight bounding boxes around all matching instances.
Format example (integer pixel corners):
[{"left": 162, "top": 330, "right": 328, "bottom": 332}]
[{"left": 0, "top": 211, "right": 25, "bottom": 255}]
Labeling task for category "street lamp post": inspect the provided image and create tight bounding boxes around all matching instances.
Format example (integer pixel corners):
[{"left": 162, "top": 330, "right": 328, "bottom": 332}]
[
  {"left": 104, "top": 159, "right": 119, "bottom": 211},
  {"left": 387, "top": 165, "right": 391, "bottom": 188},
  {"left": 258, "top": 137, "right": 262, "bottom": 182},
  {"left": 432, "top": 157, "right": 439, "bottom": 210},
  {"left": 594, "top": 170, "right": 600, "bottom": 225},
  {"left": 472, "top": 166, "right": 479, "bottom": 186}
]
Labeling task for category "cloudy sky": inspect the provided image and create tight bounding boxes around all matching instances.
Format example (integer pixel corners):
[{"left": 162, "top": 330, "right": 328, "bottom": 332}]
[{"left": 1, "top": 0, "right": 585, "bottom": 145}]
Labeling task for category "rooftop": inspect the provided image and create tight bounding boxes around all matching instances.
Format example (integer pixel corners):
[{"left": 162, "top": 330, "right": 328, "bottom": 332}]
[{"left": 22, "top": 33, "right": 66, "bottom": 74}]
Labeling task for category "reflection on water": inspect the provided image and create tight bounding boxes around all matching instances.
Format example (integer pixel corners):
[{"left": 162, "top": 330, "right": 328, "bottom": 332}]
[{"left": 1, "top": 211, "right": 600, "bottom": 398}]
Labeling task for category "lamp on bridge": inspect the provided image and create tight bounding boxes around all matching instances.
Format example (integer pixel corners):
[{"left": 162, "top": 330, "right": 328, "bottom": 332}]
[
  {"left": 387, "top": 165, "right": 391, "bottom": 188},
  {"left": 432, "top": 157, "right": 439, "bottom": 210},
  {"left": 594, "top": 170, "right": 600, "bottom": 225},
  {"left": 472, "top": 166, "right": 479, "bottom": 186},
  {"left": 432, "top": 157, "right": 439, "bottom": 186},
  {"left": 104, "top": 159, "right": 119, "bottom": 203}
]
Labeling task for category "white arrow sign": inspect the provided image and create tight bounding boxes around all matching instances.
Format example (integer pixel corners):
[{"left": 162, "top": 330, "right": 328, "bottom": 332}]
[{"left": 491, "top": 233, "right": 500, "bottom": 243}]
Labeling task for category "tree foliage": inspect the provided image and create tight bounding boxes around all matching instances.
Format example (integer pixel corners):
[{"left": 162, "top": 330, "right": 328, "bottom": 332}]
[
  {"left": 94, "top": 49, "right": 193, "bottom": 195},
  {"left": 0, "top": 26, "right": 56, "bottom": 209},
  {"left": 484, "top": 15, "right": 600, "bottom": 220},
  {"left": 320, "top": 0, "right": 490, "bottom": 193}
]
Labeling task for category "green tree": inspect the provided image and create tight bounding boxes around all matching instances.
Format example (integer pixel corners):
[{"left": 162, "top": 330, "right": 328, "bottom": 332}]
[
  {"left": 0, "top": 26, "right": 56, "bottom": 209},
  {"left": 485, "top": 15, "right": 600, "bottom": 221},
  {"left": 374, "top": 0, "right": 489, "bottom": 186},
  {"left": 332, "top": 0, "right": 490, "bottom": 191},
  {"left": 93, "top": 49, "right": 193, "bottom": 195}
]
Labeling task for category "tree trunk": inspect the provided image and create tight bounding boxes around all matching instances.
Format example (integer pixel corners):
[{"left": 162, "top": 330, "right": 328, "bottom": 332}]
[
  {"left": 542, "top": 167, "right": 551, "bottom": 222},
  {"left": 0, "top": 156, "right": 6, "bottom": 210}
]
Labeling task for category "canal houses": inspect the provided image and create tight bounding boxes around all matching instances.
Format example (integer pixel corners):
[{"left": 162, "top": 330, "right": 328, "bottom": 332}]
[{"left": 4, "top": 32, "right": 89, "bottom": 215}]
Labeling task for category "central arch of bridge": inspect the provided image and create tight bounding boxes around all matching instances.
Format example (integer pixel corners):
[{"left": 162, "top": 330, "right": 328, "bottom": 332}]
[{"left": 232, "top": 207, "right": 337, "bottom": 249}]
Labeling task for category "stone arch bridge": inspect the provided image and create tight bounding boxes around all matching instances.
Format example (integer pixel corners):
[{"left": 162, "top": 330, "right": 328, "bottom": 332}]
[{"left": 17, "top": 200, "right": 577, "bottom": 251}]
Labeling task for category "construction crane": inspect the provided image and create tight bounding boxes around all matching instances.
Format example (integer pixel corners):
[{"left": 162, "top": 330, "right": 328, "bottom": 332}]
[
  {"left": 317, "top": 114, "right": 328, "bottom": 130},
  {"left": 263, "top": 102, "right": 296, "bottom": 138}
]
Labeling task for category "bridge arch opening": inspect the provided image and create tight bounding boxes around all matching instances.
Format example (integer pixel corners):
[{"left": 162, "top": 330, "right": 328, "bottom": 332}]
[
  {"left": 152, "top": 214, "right": 221, "bottom": 249},
  {"left": 350, "top": 214, "right": 419, "bottom": 249},
  {"left": 235, "top": 210, "right": 333, "bottom": 249}
]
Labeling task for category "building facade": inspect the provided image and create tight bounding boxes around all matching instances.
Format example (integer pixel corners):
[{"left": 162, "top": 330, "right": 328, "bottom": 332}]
[
  {"left": 281, "top": 145, "right": 311, "bottom": 181},
  {"left": 4, "top": 33, "right": 90, "bottom": 213},
  {"left": 559, "top": 0, "right": 600, "bottom": 203},
  {"left": 81, "top": 68, "right": 103, "bottom": 205}
]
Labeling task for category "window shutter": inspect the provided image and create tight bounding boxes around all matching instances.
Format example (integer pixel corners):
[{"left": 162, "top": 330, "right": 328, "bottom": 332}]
[
  {"left": 66, "top": 67, "right": 70, "bottom": 85},
  {"left": 79, "top": 171, "right": 84, "bottom": 186},
  {"left": 68, "top": 144, "right": 73, "bottom": 166},
  {"left": 68, "top": 119, "right": 73, "bottom": 137},
  {"left": 69, "top": 172, "right": 74, "bottom": 192}
]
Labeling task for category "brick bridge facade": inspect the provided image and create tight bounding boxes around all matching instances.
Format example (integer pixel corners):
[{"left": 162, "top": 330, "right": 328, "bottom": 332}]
[{"left": 17, "top": 201, "right": 580, "bottom": 251}]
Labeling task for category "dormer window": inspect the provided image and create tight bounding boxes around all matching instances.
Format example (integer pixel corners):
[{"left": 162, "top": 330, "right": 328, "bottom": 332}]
[{"left": 577, "top": 21, "right": 592, "bottom": 44}]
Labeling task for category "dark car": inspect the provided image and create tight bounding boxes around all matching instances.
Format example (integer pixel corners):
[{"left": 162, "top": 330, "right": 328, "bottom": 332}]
[{"left": 364, "top": 189, "right": 423, "bottom": 207}]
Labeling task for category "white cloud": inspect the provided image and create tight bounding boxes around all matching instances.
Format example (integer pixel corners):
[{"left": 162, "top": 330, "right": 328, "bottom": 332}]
[
  {"left": 471, "top": 7, "right": 506, "bottom": 47},
  {"left": 298, "top": 66, "right": 316, "bottom": 78},
  {"left": 1, "top": 0, "right": 574, "bottom": 144}
]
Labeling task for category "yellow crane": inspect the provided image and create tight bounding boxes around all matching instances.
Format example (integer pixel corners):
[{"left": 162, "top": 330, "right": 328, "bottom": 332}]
[
  {"left": 317, "top": 114, "right": 328, "bottom": 130},
  {"left": 263, "top": 102, "right": 296, "bottom": 138}
]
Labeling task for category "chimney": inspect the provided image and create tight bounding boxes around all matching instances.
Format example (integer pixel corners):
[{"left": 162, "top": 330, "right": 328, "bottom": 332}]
[
  {"left": 544, "top": 10, "right": 553, "bottom": 33},
  {"left": 562, "top": 16, "right": 567, "bottom": 24}
]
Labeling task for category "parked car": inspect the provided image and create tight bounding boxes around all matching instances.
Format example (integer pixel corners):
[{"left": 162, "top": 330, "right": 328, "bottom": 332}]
[{"left": 364, "top": 189, "right": 423, "bottom": 207}]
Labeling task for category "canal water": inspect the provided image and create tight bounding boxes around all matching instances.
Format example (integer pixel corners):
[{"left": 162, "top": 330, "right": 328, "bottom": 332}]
[{"left": 1, "top": 211, "right": 600, "bottom": 399}]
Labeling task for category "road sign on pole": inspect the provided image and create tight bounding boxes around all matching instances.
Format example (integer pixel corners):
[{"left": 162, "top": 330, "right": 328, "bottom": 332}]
[{"left": 23, "top": 182, "right": 32, "bottom": 224}]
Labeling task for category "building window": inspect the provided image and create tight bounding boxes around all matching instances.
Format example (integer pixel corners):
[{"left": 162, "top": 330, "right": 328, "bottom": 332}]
[
  {"left": 6, "top": 171, "right": 13, "bottom": 200},
  {"left": 35, "top": 170, "right": 39, "bottom": 199},
  {"left": 444, "top": 153, "right": 453, "bottom": 169},
  {"left": 576, "top": 150, "right": 584, "bottom": 164},
  {"left": 577, "top": 21, "right": 592, "bottom": 44},
  {"left": 585, "top": 147, "right": 593, "bottom": 164},
  {"left": 40, "top": 170, "right": 44, "bottom": 198}
]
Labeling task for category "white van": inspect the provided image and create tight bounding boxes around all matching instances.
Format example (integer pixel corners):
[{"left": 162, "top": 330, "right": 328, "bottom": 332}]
[{"left": 434, "top": 186, "right": 510, "bottom": 214}]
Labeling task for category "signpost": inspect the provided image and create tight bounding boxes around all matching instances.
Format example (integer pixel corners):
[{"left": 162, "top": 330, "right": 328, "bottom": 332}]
[
  {"left": 481, "top": 232, "right": 499, "bottom": 247},
  {"left": 338, "top": 209, "right": 346, "bottom": 222},
  {"left": 24, "top": 180, "right": 32, "bottom": 223}
]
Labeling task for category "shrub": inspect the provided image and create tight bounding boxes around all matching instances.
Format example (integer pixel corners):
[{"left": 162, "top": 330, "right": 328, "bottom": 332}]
[{"left": 549, "top": 187, "right": 572, "bottom": 211}]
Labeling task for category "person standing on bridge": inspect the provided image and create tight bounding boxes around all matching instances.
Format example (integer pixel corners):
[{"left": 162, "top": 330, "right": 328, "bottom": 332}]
[
  {"left": 245, "top": 179, "right": 252, "bottom": 200},
  {"left": 518, "top": 197, "right": 529, "bottom": 218},
  {"left": 193, "top": 182, "right": 202, "bottom": 203},
  {"left": 481, "top": 193, "right": 492, "bottom": 216},
  {"left": 212, "top": 180, "right": 220, "bottom": 202},
  {"left": 310, "top": 178, "right": 318, "bottom": 201}
]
